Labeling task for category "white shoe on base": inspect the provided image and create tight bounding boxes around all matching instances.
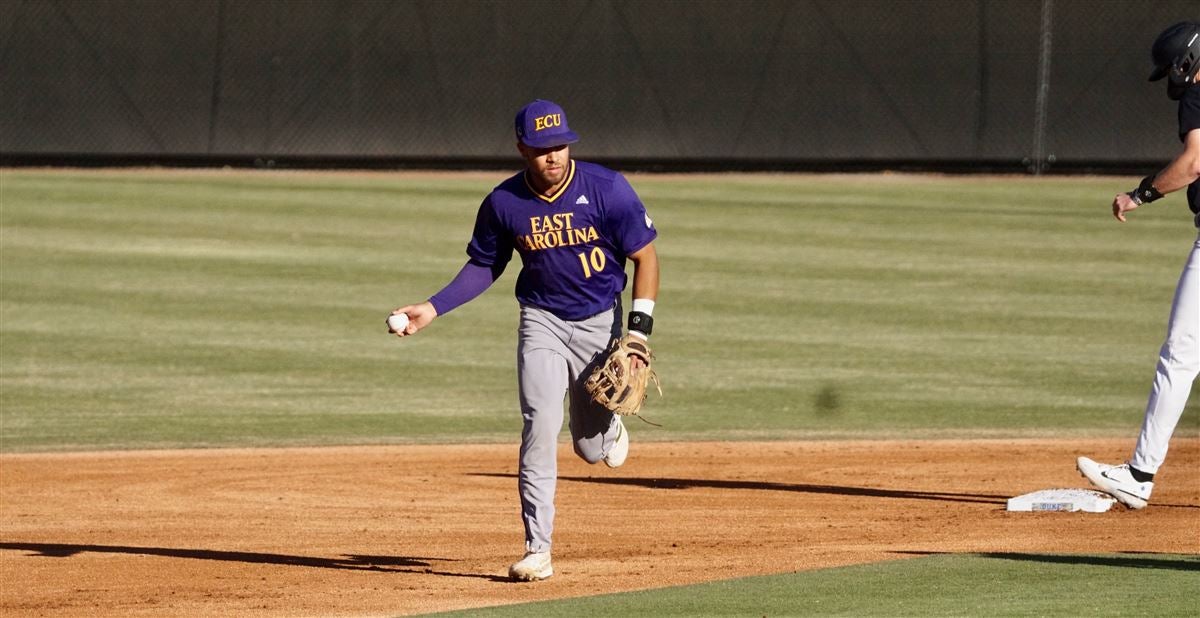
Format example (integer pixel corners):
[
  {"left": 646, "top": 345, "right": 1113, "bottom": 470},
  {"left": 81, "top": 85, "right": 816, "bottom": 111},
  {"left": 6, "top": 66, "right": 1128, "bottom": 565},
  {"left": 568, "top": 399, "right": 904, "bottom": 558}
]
[
  {"left": 1076, "top": 456, "right": 1153, "bottom": 509},
  {"left": 604, "top": 416, "right": 629, "bottom": 468},
  {"left": 508, "top": 551, "right": 552, "bottom": 581}
]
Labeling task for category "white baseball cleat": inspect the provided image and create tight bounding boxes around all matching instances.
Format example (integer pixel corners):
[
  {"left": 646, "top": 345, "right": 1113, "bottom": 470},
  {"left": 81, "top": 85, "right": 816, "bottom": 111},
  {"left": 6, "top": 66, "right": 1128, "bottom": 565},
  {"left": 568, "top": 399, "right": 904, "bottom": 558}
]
[
  {"left": 603, "top": 415, "right": 629, "bottom": 468},
  {"left": 508, "top": 551, "right": 553, "bottom": 581},
  {"left": 1076, "top": 456, "right": 1153, "bottom": 510}
]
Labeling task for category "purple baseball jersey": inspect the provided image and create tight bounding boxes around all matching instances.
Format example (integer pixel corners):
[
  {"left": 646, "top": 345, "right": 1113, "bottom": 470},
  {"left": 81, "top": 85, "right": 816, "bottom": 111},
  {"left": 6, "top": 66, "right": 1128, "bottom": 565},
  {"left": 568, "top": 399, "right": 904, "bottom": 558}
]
[{"left": 466, "top": 160, "right": 657, "bottom": 321}]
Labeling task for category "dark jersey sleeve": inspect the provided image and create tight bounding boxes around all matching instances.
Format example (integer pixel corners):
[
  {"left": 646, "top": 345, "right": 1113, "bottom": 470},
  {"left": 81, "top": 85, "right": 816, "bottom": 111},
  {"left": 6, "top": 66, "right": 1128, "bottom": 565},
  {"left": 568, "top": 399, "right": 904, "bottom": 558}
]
[
  {"left": 1179, "top": 87, "right": 1200, "bottom": 215},
  {"left": 1178, "top": 86, "right": 1200, "bottom": 139},
  {"left": 604, "top": 174, "right": 658, "bottom": 257},
  {"left": 465, "top": 196, "right": 515, "bottom": 269}
]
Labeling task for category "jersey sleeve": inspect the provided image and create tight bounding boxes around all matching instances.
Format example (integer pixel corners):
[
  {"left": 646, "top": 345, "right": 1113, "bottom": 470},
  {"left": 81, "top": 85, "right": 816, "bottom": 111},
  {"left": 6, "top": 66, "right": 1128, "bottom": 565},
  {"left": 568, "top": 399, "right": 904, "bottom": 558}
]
[
  {"left": 1178, "top": 87, "right": 1200, "bottom": 140},
  {"left": 465, "top": 195, "right": 514, "bottom": 269},
  {"left": 604, "top": 174, "right": 658, "bottom": 256}
]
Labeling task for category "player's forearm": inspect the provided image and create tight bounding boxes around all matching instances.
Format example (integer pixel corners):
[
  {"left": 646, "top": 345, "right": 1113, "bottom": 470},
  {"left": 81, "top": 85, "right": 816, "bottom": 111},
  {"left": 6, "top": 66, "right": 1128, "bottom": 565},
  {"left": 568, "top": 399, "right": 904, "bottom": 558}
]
[
  {"left": 1153, "top": 155, "right": 1200, "bottom": 195},
  {"left": 1149, "top": 130, "right": 1200, "bottom": 195},
  {"left": 628, "top": 244, "right": 659, "bottom": 301},
  {"left": 428, "top": 260, "right": 503, "bottom": 315}
]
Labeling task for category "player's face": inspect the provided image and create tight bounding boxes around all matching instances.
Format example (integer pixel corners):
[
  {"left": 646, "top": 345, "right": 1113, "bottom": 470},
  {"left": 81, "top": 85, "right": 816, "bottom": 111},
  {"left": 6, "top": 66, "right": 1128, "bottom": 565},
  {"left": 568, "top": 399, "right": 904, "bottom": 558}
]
[{"left": 518, "top": 143, "right": 570, "bottom": 194}]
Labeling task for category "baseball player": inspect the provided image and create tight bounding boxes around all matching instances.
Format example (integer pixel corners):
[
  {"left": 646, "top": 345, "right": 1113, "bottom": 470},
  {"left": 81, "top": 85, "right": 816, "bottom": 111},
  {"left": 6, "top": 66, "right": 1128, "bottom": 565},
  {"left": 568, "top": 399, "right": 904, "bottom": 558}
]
[
  {"left": 1077, "top": 21, "right": 1200, "bottom": 509},
  {"left": 389, "top": 99, "right": 659, "bottom": 580}
]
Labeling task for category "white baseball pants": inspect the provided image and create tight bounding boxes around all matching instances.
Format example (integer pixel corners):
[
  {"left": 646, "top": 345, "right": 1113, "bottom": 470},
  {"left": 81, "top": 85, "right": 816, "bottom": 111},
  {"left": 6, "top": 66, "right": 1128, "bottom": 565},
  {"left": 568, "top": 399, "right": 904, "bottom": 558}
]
[{"left": 1131, "top": 231, "right": 1200, "bottom": 474}]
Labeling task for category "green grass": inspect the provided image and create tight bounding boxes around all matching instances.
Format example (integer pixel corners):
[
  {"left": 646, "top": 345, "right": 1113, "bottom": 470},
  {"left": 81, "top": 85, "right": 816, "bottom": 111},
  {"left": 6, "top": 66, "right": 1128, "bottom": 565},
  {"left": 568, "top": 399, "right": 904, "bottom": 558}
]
[
  {"left": 1, "top": 169, "right": 1198, "bottom": 451},
  {"left": 432, "top": 552, "right": 1200, "bottom": 617}
]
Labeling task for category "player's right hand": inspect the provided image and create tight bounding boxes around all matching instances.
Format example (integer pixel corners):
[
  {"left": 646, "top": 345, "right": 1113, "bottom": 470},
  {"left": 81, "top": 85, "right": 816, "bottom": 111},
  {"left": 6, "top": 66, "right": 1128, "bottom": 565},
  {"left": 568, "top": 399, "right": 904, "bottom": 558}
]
[
  {"left": 390, "top": 302, "right": 437, "bottom": 337},
  {"left": 1112, "top": 192, "right": 1140, "bottom": 222}
]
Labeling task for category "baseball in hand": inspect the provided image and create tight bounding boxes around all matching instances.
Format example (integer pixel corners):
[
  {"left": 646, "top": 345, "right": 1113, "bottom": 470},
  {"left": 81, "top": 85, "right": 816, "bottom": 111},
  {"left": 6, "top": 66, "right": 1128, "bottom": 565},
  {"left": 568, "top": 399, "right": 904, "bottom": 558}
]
[{"left": 387, "top": 313, "right": 410, "bottom": 333}]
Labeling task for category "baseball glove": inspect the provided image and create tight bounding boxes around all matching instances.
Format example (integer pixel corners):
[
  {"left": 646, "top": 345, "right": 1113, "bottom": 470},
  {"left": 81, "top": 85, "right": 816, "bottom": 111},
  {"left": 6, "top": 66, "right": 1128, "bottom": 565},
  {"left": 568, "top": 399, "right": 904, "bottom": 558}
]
[{"left": 584, "top": 334, "right": 662, "bottom": 418}]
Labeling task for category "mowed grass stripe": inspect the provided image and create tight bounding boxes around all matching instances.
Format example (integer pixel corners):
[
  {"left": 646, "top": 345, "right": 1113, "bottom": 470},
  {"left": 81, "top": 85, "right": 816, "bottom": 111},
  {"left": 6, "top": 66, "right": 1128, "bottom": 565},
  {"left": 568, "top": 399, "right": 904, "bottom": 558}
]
[{"left": 1, "top": 170, "right": 1196, "bottom": 451}]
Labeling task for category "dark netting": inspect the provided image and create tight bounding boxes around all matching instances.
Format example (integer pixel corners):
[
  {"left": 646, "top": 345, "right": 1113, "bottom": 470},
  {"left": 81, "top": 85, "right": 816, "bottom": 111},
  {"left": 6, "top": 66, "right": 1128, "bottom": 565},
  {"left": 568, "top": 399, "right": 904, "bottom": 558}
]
[{"left": 1, "top": 0, "right": 1195, "bottom": 170}]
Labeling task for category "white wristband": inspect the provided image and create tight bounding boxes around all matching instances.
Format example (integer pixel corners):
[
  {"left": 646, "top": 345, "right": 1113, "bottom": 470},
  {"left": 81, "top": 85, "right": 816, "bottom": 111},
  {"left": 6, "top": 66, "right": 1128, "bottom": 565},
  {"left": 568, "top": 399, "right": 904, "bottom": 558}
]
[{"left": 631, "top": 298, "right": 655, "bottom": 316}]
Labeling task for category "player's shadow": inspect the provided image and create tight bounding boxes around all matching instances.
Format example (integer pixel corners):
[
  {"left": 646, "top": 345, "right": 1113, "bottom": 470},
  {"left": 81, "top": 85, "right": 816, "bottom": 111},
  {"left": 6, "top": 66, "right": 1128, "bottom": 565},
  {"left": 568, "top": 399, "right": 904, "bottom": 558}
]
[
  {"left": 896, "top": 550, "right": 1200, "bottom": 572},
  {"left": 475, "top": 473, "right": 1008, "bottom": 504},
  {"left": 0, "top": 542, "right": 509, "bottom": 581}
]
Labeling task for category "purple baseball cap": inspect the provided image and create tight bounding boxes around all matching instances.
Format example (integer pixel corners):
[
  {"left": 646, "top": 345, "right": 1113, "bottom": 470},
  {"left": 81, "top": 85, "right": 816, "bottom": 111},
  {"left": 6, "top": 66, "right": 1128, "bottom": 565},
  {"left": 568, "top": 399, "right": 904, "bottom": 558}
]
[{"left": 514, "top": 99, "right": 579, "bottom": 148}]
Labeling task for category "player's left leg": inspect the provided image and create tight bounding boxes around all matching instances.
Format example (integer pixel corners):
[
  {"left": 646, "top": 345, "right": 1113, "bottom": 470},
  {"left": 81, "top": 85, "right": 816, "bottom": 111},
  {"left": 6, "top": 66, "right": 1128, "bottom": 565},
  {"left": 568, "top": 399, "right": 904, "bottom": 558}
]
[
  {"left": 1130, "top": 232, "right": 1200, "bottom": 474},
  {"left": 566, "top": 306, "right": 624, "bottom": 464}
]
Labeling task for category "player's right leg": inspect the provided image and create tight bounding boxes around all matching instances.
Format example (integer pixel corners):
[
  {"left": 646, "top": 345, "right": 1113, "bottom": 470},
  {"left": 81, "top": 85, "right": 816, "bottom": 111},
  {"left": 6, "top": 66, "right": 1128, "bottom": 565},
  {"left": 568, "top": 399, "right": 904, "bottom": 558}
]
[
  {"left": 1130, "top": 232, "right": 1200, "bottom": 475},
  {"left": 1083, "top": 233, "right": 1200, "bottom": 509},
  {"left": 512, "top": 307, "right": 571, "bottom": 580}
]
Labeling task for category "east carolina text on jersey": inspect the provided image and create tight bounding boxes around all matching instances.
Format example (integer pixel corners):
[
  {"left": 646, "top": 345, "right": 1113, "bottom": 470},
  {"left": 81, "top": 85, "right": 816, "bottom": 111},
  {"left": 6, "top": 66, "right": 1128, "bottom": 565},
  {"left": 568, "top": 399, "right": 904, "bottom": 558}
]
[
  {"left": 517, "top": 213, "right": 600, "bottom": 251},
  {"left": 465, "top": 160, "right": 657, "bottom": 321}
]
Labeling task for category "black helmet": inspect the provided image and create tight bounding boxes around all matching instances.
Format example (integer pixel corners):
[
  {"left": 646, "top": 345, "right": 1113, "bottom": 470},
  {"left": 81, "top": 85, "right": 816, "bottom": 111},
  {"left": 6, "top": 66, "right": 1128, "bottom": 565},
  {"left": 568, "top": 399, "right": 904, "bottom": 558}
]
[{"left": 1149, "top": 21, "right": 1200, "bottom": 99}]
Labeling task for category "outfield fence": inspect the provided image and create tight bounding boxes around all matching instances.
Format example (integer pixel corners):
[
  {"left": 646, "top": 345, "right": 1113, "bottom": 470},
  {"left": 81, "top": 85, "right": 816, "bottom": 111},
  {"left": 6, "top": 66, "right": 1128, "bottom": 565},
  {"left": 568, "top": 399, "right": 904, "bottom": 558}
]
[{"left": 0, "top": 0, "right": 1195, "bottom": 173}]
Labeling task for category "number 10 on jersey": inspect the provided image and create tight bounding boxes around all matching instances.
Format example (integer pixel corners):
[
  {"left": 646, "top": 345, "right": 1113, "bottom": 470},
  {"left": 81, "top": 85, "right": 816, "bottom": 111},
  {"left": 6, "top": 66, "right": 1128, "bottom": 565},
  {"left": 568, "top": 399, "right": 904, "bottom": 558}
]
[{"left": 577, "top": 247, "right": 606, "bottom": 278}]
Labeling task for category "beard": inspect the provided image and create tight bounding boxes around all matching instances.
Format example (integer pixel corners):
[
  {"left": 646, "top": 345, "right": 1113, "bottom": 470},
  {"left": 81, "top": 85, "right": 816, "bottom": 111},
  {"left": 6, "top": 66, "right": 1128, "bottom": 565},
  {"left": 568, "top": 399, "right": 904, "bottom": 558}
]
[{"left": 538, "top": 165, "right": 565, "bottom": 187}]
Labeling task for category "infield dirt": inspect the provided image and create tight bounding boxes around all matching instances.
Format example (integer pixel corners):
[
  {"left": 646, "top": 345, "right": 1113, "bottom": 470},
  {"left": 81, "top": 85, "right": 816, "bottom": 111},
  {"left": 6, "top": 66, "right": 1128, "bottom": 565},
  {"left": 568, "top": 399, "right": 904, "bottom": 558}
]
[{"left": 2, "top": 438, "right": 1198, "bottom": 616}]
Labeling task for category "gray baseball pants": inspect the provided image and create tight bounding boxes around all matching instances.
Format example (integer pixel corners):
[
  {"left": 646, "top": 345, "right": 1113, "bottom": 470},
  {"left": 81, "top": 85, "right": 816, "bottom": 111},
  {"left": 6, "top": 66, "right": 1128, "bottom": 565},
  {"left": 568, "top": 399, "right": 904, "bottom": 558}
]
[{"left": 516, "top": 303, "right": 622, "bottom": 553}]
